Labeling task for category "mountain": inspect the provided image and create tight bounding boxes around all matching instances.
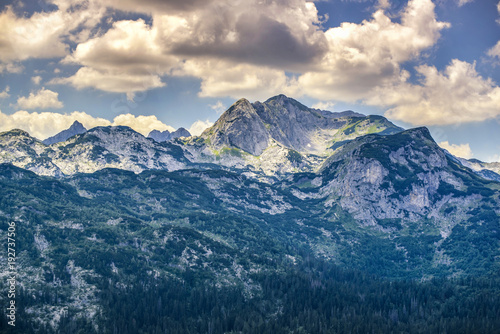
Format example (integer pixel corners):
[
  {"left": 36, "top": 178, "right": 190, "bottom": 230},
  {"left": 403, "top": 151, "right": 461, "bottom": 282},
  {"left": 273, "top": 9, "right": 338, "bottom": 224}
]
[
  {"left": 0, "top": 95, "right": 403, "bottom": 177},
  {"left": 0, "top": 95, "right": 499, "bottom": 332},
  {"left": 42, "top": 120, "right": 87, "bottom": 145},
  {"left": 0, "top": 123, "right": 499, "bottom": 330},
  {"left": 0, "top": 126, "right": 190, "bottom": 176},
  {"left": 454, "top": 156, "right": 500, "bottom": 182},
  {"left": 201, "top": 94, "right": 402, "bottom": 156},
  {"left": 148, "top": 127, "right": 191, "bottom": 142},
  {"left": 0, "top": 129, "right": 64, "bottom": 177}
]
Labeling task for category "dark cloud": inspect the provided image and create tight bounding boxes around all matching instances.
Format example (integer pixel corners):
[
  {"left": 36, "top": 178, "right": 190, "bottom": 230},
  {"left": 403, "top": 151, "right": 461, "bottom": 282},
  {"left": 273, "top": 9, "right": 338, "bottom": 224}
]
[
  {"left": 103, "top": 0, "right": 216, "bottom": 13},
  {"left": 170, "top": 13, "right": 327, "bottom": 70}
]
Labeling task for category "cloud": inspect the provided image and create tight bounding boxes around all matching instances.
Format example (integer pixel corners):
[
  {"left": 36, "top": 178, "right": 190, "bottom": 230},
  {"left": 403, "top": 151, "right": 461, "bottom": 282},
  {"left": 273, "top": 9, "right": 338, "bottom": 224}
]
[
  {"left": 102, "top": 0, "right": 215, "bottom": 14},
  {"left": 16, "top": 88, "right": 64, "bottom": 110},
  {"left": 210, "top": 101, "right": 226, "bottom": 114},
  {"left": 296, "top": 0, "right": 450, "bottom": 102},
  {"left": 0, "top": 62, "right": 23, "bottom": 74},
  {"left": 0, "top": 110, "right": 109, "bottom": 139},
  {"left": 56, "top": 0, "right": 326, "bottom": 97},
  {"left": 498, "top": 1, "right": 500, "bottom": 24},
  {"left": 438, "top": 141, "right": 473, "bottom": 159},
  {"left": 31, "top": 76, "right": 42, "bottom": 85},
  {"left": 188, "top": 119, "right": 213, "bottom": 136},
  {"left": 311, "top": 101, "right": 335, "bottom": 111},
  {"left": 0, "top": 1, "right": 106, "bottom": 64},
  {"left": 487, "top": 41, "right": 500, "bottom": 60},
  {"left": 457, "top": 0, "right": 474, "bottom": 6},
  {"left": 160, "top": 0, "right": 327, "bottom": 69},
  {"left": 0, "top": 86, "right": 10, "bottom": 99},
  {"left": 111, "top": 114, "right": 175, "bottom": 135},
  {"left": 51, "top": 67, "right": 165, "bottom": 95},
  {"left": 0, "top": 110, "right": 175, "bottom": 139},
  {"left": 54, "top": 19, "right": 176, "bottom": 96},
  {"left": 370, "top": 59, "right": 500, "bottom": 125},
  {"left": 177, "top": 59, "right": 299, "bottom": 100}
]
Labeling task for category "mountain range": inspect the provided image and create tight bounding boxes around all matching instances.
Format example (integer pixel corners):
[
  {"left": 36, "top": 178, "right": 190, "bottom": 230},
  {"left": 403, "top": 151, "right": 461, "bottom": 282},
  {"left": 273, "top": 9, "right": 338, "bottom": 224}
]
[
  {"left": 148, "top": 127, "right": 191, "bottom": 142},
  {"left": 0, "top": 95, "right": 499, "bottom": 333}
]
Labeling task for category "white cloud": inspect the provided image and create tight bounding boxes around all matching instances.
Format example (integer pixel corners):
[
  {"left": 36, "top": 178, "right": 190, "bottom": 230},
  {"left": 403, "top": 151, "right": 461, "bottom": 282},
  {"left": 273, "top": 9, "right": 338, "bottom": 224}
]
[
  {"left": 31, "top": 76, "right": 42, "bottom": 85},
  {"left": 51, "top": 67, "right": 165, "bottom": 95},
  {"left": 0, "top": 1, "right": 106, "bottom": 64},
  {"left": 54, "top": 19, "right": 176, "bottom": 96},
  {"left": 370, "top": 59, "right": 500, "bottom": 126},
  {"left": 177, "top": 59, "right": 299, "bottom": 100},
  {"left": 487, "top": 41, "right": 500, "bottom": 60},
  {"left": 0, "top": 62, "right": 23, "bottom": 74},
  {"left": 296, "top": 0, "right": 450, "bottom": 102},
  {"left": 0, "top": 110, "right": 175, "bottom": 139},
  {"left": 111, "top": 114, "right": 175, "bottom": 135},
  {"left": 457, "top": 0, "right": 474, "bottom": 6},
  {"left": 438, "top": 141, "right": 473, "bottom": 159},
  {"left": 311, "top": 101, "right": 335, "bottom": 111},
  {"left": 0, "top": 86, "right": 10, "bottom": 99},
  {"left": 188, "top": 119, "right": 213, "bottom": 136},
  {"left": 210, "top": 101, "right": 226, "bottom": 114},
  {"left": 0, "top": 110, "right": 109, "bottom": 139},
  {"left": 497, "top": 1, "right": 500, "bottom": 25},
  {"left": 16, "top": 88, "right": 64, "bottom": 110},
  {"left": 3, "top": 0, "right": 499, "bottom": 130}
]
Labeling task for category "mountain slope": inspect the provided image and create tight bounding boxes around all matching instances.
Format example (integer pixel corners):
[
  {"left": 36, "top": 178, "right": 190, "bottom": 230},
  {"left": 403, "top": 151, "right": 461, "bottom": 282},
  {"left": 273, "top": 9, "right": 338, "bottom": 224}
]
[{"left": 0, "top": 129, "right": 63, "bottom": 176}]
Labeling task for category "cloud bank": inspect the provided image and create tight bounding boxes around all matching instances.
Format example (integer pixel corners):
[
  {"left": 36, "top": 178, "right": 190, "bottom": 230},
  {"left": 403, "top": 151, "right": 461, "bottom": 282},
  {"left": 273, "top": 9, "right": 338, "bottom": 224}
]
[
  {"left": 1, "top": 0, "right": 500, "bottom": 127},
  {"left": 0, "top": 110, "right": 177, "bottom": 139}
]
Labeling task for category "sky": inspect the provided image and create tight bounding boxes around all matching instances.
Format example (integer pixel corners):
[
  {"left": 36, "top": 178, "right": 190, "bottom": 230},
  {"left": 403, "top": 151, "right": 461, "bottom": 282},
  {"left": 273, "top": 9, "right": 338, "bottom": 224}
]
[{"left": 0, "top": 0, "right": 500, "bottom": 161}]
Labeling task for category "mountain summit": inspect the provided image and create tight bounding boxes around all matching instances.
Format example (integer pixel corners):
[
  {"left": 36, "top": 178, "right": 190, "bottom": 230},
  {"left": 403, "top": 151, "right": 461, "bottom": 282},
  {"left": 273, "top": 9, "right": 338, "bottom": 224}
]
[
  {"left": 148, "top": 127, "right": 191, "bottom": 142},
  {"left": 201, "top": 94, "right": 402, "bottom": 155},
  {"left": 43, "top": 120, "right": 87, "bottom": 145}
]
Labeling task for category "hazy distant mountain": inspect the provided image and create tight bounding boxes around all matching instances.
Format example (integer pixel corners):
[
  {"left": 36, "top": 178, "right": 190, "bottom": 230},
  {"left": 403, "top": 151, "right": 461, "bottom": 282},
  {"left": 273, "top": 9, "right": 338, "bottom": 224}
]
[
  {"left": 42, "top": 120, "right": 87, "bottom": 145},
  {"left": 148, "top": 127, "right": 191, "bottom": 142},
  {"left": 452, "top": 156, "right": 500, "bottom": 182}
]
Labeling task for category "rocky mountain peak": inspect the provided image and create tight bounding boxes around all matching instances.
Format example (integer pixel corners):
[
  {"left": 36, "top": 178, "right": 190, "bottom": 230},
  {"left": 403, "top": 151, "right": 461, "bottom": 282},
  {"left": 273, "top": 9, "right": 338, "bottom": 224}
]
[
  {"left": 149, "top": 127, "right": 191, "bottom": 142},
  {"left": 69, "top": 120, "right": 85, "bottom": 132},
  {"left": 200, "top": 95, "right": 403, "bottom": 156},
  {"left": 43, "top": 120, "right": 87, "bottom": 145}
]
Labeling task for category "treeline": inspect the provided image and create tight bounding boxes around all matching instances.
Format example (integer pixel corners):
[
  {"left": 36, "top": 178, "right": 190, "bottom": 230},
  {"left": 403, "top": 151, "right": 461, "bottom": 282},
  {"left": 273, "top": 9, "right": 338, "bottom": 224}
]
[{"left": 2, "top": 259, "right": 499, "bottom": 334}]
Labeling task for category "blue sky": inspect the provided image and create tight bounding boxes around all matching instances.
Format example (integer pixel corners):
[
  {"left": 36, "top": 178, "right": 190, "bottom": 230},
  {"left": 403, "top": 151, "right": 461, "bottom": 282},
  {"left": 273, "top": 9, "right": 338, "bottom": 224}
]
[{"left": 0, "top": 0, "right": 499, "bottom": 161}]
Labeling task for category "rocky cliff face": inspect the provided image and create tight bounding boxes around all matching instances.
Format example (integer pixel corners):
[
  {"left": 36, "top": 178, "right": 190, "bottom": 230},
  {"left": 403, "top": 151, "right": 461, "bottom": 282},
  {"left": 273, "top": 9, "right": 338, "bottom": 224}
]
[
  {"left": 283, "top": 127, "right": 499, "bottom": 249},
  {"left": 202, "top": 98, "right": 271, "bottom": 156}
]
